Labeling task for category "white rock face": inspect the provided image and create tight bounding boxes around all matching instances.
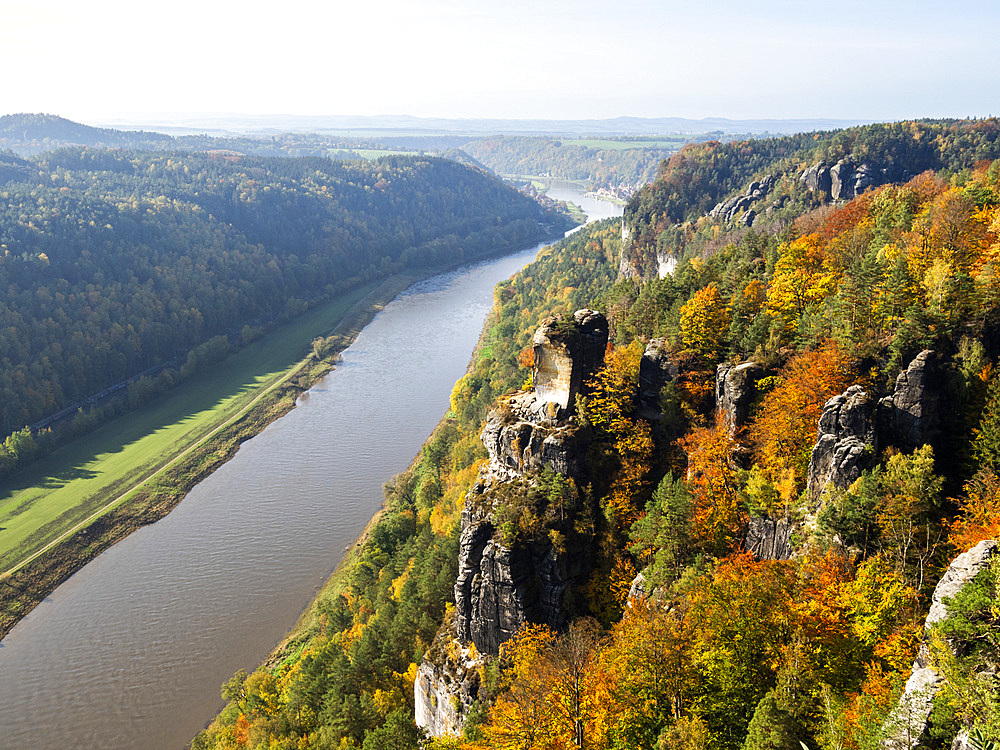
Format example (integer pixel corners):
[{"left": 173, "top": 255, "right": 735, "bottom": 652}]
[
  {"left": 881, "top": 540, "right": 997, "bottom": 750},
  {"left": 414, "top": 636, "right": 483, "bottom": 738},
  {"left": 533, "top": 339, "right": 574, "bottom": 411},
  {"left": 657, "top": 252, "right": 677, "bottom": 277}
]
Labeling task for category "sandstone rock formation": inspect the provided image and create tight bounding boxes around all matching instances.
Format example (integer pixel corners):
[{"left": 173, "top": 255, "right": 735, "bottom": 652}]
[
  {"left": 801, "top": 158, "right": 908, "bottom": 201},
  {"left": 807, "top": 351, "right": 943, "bottom": 503},
  {"left": 418, "top": 310, "right": 608, "bottom": 737},
  {"left": 708, "top": 175, "right": 776, "bottom": 225},
  {"left": 745, "top": 515, "right": 795, "bottom": 561},
  {"left": 716, "top": 361, "right": 764, "bottom": 436},
  {"left": 878, "top": 350, "right": 942, "bottom": 454},
  {"left": 530, "top": 309, "right": 608, "bottom": 421},
  {"left": 414, "top": 619, "right": 482, "bottom": 737},
  {"left": 454, "top": 492, "right": 593, "bottom": 655},
  {"left": 638, "top": 339, "right": 679, "bottom": 422},
  {"left": 455, "top": 311, "right": 607, "bottom": 655},
  {"left": 881, "top": 540, "right": 997, "bottom": 750},
  {"left": 807, "top": 385, "right": 879, "bottom": 502}
]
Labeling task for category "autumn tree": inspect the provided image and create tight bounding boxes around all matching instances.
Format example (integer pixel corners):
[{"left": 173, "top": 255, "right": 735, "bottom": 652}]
[
  {"left": 688, "top": 554, "right": 795, "bottom": 749},
  {"left": 579, "top": 339, "right": 654, "bottom": 528},
  {"left": 747, "top": 343, "right": 853, "bottom": 494},
  {"left": 679, "top": 284, "right": 730, "bottom": 363},
  {"left": 596, "top": 600, "right": 696, "bottom": 748},
  {"left": 679, "top": 419, "right": 744, "bottom": 556},
  {"left": 482, "top": 624, "right": 561, "bottom": 750},
  {"left": 766, "top": 234, "right": 839, "bottom": 339},
  {"left": 876, "top": 445, "right": 943, "bottom": 583},
  {"left": 482, "top": 621, "right": 606, "bottom": 750}
]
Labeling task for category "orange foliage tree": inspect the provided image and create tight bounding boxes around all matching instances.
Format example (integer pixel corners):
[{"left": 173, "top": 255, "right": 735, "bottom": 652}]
[
  {"left": 679, "top": 418, "right": 744, "bottom": 556},
  {"left": 948, "top": 468, "right": 1000, "bottom": 551},
  {"left": 594, "top": 600, "right": 696, "bottom": 748},
  {"left": 481, "top": 621, "right": 607, "bottom": 750},
  {"left": 747, "top": 342, "right": 853, "bottom": 494}
]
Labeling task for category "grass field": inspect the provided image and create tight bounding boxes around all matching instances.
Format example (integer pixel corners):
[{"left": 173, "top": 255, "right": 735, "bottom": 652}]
[
  {"left": 328, "top": 148, "right": 422, "bottom": 159},
  {"left": 0, "top": 281, "right": 388, "bottom": 575},
  {"left": 561, "top": 138, "right": 685, "bottom": 150}
]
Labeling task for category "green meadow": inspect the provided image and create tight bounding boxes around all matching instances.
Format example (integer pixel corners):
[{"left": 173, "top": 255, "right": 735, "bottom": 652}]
[
  {"left": 561, "top": 137, "right": 686, "bottom": 150},
  {"left": 0, "top": 280, "right": 386, "bottom": 575}
]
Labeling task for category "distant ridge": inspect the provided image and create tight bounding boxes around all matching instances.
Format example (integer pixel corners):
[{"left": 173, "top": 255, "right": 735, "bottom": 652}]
[
  {"left": 95, "top": 112, "right": 874, "bottom": 137},
  {"left": 0, "top": 113, "right": 173, "bottom": 155}
]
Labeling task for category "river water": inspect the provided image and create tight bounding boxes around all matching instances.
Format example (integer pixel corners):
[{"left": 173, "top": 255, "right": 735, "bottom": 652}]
[{"left": 0, "top": 192, "right": 620, "bottom": 749}]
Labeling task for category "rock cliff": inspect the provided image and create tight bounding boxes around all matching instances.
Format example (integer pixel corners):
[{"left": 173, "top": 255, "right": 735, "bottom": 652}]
[
  {"left": 807, "top": 385, "right": 879, "bottom": 503},
  {"left": 414, "top": 614, "right": 483, "bottom": 737},
  {"left": 801, "top": 158, "right": 908, "bottom": 201},
  {"left": 877, "top": 350, "right": 942, "bottom": 454},
  {"left": 417, "top": 310, "right": 608, "bottom": 737},
  {"left": 745, "top": 515, "right": 795, "bottom": 561},
  {"left": 881, "top": 540, "right": 997, "bottom": 750},
  {"left": 807, "top": 351, "right": 943, "bottom": 503},
  {"left": 708, "top": 175, "right": 776, "bottom": 226},
  {"left": 638, "top": 339, "right": 679, "bottom": 423},
  {"left": 716, "top": 360, "right": 764, "bottom": 437}
]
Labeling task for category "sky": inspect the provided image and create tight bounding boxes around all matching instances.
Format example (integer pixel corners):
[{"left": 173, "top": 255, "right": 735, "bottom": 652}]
[{"left": 3, "top": 0, "right": 999, "bottom": 124}]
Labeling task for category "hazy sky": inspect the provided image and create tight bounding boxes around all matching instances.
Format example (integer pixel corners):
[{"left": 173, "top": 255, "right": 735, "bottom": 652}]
[{"left": 4, "top": 0, "right": 998, "bottom": 122}]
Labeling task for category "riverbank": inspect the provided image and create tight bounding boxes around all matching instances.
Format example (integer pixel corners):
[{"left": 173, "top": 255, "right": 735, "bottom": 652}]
[
  {"left": 0, "top": 272, "right": 426, "bottom": 640},
  {"left": 0, "top": 223, "right": 575, "bottom": 641}
]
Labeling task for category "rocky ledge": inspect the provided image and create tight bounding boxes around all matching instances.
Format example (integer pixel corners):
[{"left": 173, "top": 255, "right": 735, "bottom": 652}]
[{"left": 417, "top": 310, "right": 608, "bottom": 737}]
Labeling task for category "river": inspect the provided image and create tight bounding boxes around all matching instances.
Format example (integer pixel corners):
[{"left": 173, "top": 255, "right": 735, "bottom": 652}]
[{"left": 0, "top": 191, "right": 620, "bottom": 749}]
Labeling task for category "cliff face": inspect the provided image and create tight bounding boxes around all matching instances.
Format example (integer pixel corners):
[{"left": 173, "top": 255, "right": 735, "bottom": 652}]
[
  {"left": 801, "top": 158, "right": 908, "bottom": 201},
  {"left": 455, "top": 310, "right": 607, "bottom": 655},
  {"left": 881, "top": 540, "right": 997, "bottom": 750},
  {"left": 716, "top": 360, "right": 765, "bottom": 437},
  {"left": 417, "top": 310, "right": 608, "bottom": 737},
  {"left": 807, "top": 351, "right": 943, "bottom": 504}
]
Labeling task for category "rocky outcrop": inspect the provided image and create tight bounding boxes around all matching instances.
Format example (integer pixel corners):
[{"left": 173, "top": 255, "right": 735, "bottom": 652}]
[
  {"left": 454, "top": 492, "right": 594, "bottom": 655},
  {"left": 480, "top": 310, "right": 606, "bottom": 481},
  {"left": 801, "top": 158, "right": 908, "bottom": 201},
  {"left": 414, "top": 623, "right": 482, "bottom": 738},
  {"left": 745, "top": 515, "right": 794, "bottom": 560},
  {"left": 878, "top": 350, "right": 942, "bottom": 454},
  {"left": 481, "top": 401, "right": 588, "bottom": 479},
  {"left": 638, "top": 339, "right": 679, "bottom": 422},
  {"left": 802, "top": 162, "right": 833, "bottom": 196},
  {"left": 530, "top": 309, "right": 608, "bottom": 421},
  {"left": 419, "top": 310, "right": 609, "bottom": 737},
  {"left": 807, "top": 351, "right": 943, "bottom": 503},
  {"left": 708, "top": 175, "right": 776, "bottom": 225},
  {"left": 716, "top": 361, "right": 764, "bottom": 436},
  {"left": 807, "top": 385, "right": 879, "bottom": 502},
  {"left": 881, "top": 540, "right": 997, "bottom": 750},
  {"left": 454, "top": 311, "right": 607, "bottom": 656}
]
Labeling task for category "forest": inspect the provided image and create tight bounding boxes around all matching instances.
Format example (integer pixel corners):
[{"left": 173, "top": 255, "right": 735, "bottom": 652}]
[
  {"left": 457, "top": 136, "right": 678, "bottom": 192},
  {"left": 192, "top": 118, "right": 1000, "bottom": 750},
  {"left": 0, "top": 147, "right": 569, "bottom": 478}
]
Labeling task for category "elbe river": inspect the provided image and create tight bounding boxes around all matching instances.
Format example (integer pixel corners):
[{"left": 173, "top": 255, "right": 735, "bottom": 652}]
[{"left": 0, "top": 187, "right": 619, "bottom": 748}]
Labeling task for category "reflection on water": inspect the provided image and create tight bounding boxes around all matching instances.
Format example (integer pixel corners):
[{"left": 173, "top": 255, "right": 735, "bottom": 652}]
[{"left": 0, "top": 192, "right": 614, "bottom": 750}]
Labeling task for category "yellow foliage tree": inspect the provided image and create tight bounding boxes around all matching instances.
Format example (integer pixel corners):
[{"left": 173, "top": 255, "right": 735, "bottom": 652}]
[
  {"left": 679, "top": 284, "right": 730, "bottom": 362},
  {"left": 766, "top": 233, "right": 839, "bottom": 336}
]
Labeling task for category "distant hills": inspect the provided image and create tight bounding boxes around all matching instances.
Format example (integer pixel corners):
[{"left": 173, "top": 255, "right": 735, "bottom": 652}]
[{"left": 94, "top": 112, "right": 873, "bottom": 137}]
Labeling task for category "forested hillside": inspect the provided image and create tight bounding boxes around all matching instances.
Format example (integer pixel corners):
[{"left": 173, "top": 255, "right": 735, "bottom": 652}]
[
  {"left": 194, "top": 120, "right": 1000, "bottom": 750},
  {"left": 459, "top": 135, "right": 677, "bottom": 191},
  {"left": 0, "top": 114, "right": 405, "bottom": 159},
  {"left": 0, "top": 148, "right": 569, "bottom": 475}
]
